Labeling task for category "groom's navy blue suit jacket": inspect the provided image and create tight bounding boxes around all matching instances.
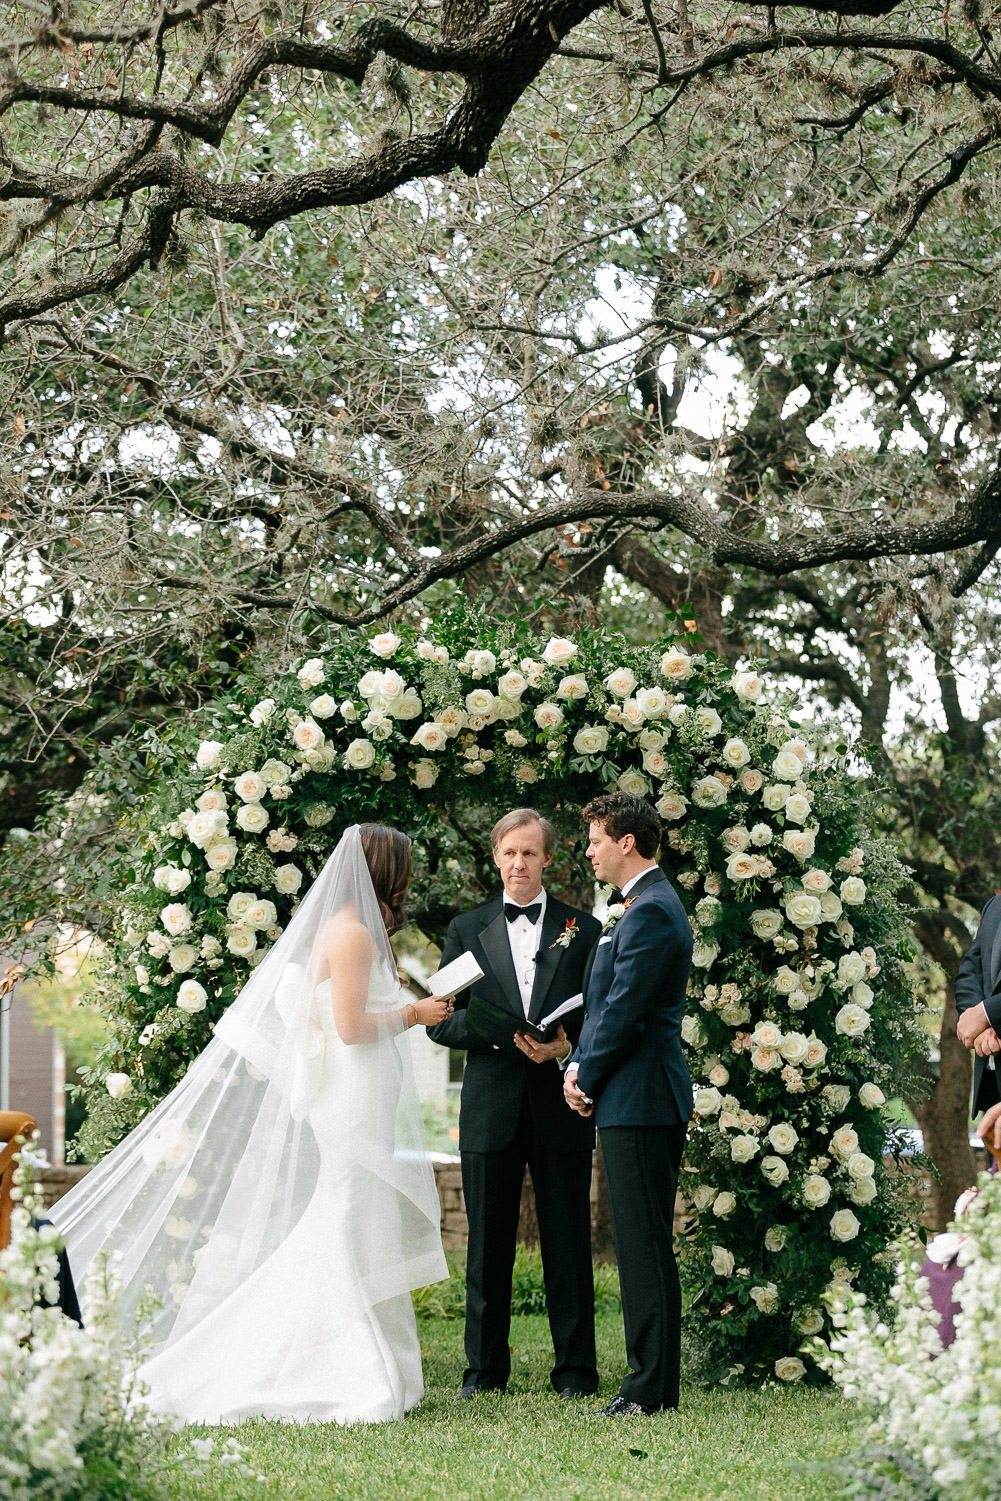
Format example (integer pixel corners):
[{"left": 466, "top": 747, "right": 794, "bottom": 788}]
[
  {"left": 572, "top": 867, "right": 693, "bottom": 1129},
  {"left": 955, "top": 893, "right": 1001, "bottom": 1113}
]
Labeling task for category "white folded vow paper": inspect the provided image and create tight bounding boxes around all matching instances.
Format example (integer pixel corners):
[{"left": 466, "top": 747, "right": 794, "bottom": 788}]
[{"left": 425, "top": 950, "right": 484, "bottom": 998}]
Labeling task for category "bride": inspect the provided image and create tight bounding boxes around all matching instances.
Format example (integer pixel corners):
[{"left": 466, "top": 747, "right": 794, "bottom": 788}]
[{"left": 51, "top": 823, "right": 453, "bottom": 1425}]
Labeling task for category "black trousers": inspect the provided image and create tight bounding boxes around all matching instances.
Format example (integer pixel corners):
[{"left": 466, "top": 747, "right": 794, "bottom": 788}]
[
  {"left": 600, "top": 1123, "right": 687, "bottom": 1410},
  {"left": 460, "top": 1101, "right": 597, "bottom": 1393}
]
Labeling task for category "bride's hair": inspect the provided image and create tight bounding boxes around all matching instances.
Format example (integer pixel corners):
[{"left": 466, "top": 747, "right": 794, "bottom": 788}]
[{"left": 359, "top": 823, "right": 412, "bottom": 935}]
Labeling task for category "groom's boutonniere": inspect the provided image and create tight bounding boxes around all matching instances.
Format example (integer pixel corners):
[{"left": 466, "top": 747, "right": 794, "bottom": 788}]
[
  {"left": 601, "top": 898, "right": 634, "bottom": 934},
  {"left": 550, "top": 917, "right": 579, "bottom": 950}
]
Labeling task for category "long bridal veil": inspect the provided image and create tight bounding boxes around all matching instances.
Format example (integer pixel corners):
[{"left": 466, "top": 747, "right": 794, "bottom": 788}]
[{"left": 51, "top": 825, "right": 446, "bottom": 1355}]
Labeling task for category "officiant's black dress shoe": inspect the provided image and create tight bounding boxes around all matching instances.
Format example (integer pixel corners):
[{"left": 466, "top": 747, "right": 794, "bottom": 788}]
[
  {"left": 557, "top": 1387, "right": 590, "bottom": 1399},
  {"left": 455, "top": 1383, "right": 504, "bottom": 1399},
  {"left": 598, "top": 1395, "right": 656, "bottom": 1417}
]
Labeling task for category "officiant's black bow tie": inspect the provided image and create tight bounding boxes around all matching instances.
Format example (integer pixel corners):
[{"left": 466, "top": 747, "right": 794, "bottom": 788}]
[{"left": 505, "top": 903, "right": 541, "bottom": 924}]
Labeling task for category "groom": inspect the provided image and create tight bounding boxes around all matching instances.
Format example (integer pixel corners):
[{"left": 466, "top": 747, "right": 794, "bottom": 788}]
[
  {"left": 564, "top": 792, "right": 693, "bottom": 1416},
  {"left": 428, "top": 808, "right": 601, "bottom": 1399}
]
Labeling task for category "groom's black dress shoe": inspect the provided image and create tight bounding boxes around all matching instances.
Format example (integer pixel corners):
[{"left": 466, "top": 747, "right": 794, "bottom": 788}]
[
  {"left": 557, "top": 1388, "right": 592, "bottom": 1400},
  {"left": 455, "top": 1383, "right": 504, "bottom": 1399},
  {"left": 598, "top": 1396, "right": 656, "bottom": 1417}
]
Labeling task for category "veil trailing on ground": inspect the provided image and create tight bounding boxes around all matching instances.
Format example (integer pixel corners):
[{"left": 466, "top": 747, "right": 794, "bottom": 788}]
[{"left": 51, "top": 825, "right": 446, "bottom": 1353}]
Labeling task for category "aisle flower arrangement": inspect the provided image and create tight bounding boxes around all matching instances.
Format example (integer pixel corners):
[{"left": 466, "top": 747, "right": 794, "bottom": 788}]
[{"left": 79, "top": 603, "right": 924, "bottom": 1381}]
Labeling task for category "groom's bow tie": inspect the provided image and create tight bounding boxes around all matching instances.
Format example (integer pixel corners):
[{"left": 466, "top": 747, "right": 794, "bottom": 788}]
[
  {"left": 606, "top": 888, "right": 624, "bottom": 905},
  {"left": 505, "top": 902, "right": 541, "bottom": 924}
]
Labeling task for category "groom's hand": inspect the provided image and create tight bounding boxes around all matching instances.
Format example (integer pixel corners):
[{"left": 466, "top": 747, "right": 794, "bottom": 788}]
[
  {"left": 975, "top": 1026, "right": 1001, "bottom": 1057},
  {"left": 563, "top": 1065, "right": 594, "bottom": 1116},
  {"left": 513, "top": 1024, "right": 571, "bottom": 1065},
  {"left": 958, "top": 1002, "right": 991, "bottom": 1048}
]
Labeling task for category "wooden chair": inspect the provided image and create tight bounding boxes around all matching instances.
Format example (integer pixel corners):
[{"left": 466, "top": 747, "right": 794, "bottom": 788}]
[{"left": 0, "top": 1111, "right": 38, "bottom": 1250}]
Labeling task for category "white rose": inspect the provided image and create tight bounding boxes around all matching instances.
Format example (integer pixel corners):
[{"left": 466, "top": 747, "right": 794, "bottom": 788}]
[
  {"left": 681, "top": 1015, "right": 707, "bottom": 1047},
  {"left": 309, "top": 693, "right": 337, "bottom": 719},
  {"left": 805, "top": 1034, "right": 827, "bottom": 1068},
  {"left": 466, "top": 649, "right": 496, "bottom": 678},
  {"left": 846, "top": 1151, "right": 875, "bottom": 1182},
  {"left": 852, "top": 981, "right": 874, "bottom": 1009},
  {"left": 750, "top": 1282, "right": 779, "bottom": 1314},
  {"left": 154, "top": 865, "right": 191, "bottom": 896},
  {"left": 462, "top": 688, "right": 493, "bottom": 719},
  {"left": 556, "top": 673, "right": 588, "bottom": 702},
  {"left": 773, "top": 966, "right": 799, "bottom": 995},
  {"left": 692, "top": 776, "right": 728, "bottom": 808},
  {"left": 750, "top": 910, "right": 784, "bottom": 940},
  {"left": 731, "top": 1134, "right": 760, "bottom": 1164},
  {"left": 205, "top": 838, "right": 237, "bottom": 872},
  {"left": 793, "top": 1307, "right": 825, "bottom": 1336},
  {"left": 785, "top": 891, "right": 823, "bottom": 929},
  {"left": 412, "top": 722, "right": 449, "bottom": 753},
  {"left": 713, "top": 1191, "right": 736, "bottom": 1218},
  {"left": 534, "top": 702, "right": 564, "bottom": 731},
  {"left": 260, "top": 759, "right": 292, "bottom": 786},
  {"left": 733, "top": 671, "right": 762, "bottom": 702},
  {"left": 656, "top": 792, "right": 689, "bottom": 821},
  {"left": 840, "top": 877, "right": 867, "bottom": 905},
  {"left": 236, "top": 803, "right": 270, "bottom": 834},
  {"left": 830, "top": 1208, "right": 861, "bottom": 1242},
  {"left": 298, "top": 656, "right": 327, "bottom": 687},
  {"left": 782, "top": 828, "right": 816, "bottom": 861},
  {"left": 369, "top": 632, "right": 401, "bottom": 659},
  {"left": 343, "top": 739, "right": 376, "bottom": 771},
  {"left": 760, "top": 1155, "right": 789, "bottom": 1186},
  {"left": 605, "top": 666, "right": 637, "bottom": 698},
  {"left": 764, "top": 1225, "right": 787, "bottom": 1251},
  {"left": 721, "top": 738, "right": 751, "bottom": 769},
  {"left": 161, "top": 903, "right": 192, "bottom": 937},
  {"left": 642, "top": 749, "right": 670, "bottom": 778},
  {"left": 245, "top": 899, "right": 277, "bottom": 931},
  {"left": 168, "top": 943, "right": 197, "bottom": 973},
  {"left": 249, "top": 697, "right": 276, "bottom": 726},
  {"left": 694, "top": 706, "right": 723, "bottom": 738},
  {"left": 720, "top": 1002, "right": 751, "bottom": 1026},
  {"left": 176, "top": 979, "right": 208, "bottom": 1014},
  {"left": 762, "top": 783, "right": 789, "bottom": 811},
  {"left": 292, "top": 718, "right": 325, "bottom": 753},
  {"left": 774, "top": 1357, "right": 806, "bottom": 1383},
  {"left": 357, "top": 670, "right": 384, "bottom": 698},
  {"left": 634, "top": 687, "right": 669, "bottom": 720},
  {"left": 542, "top": 636, "right": 577, "bottom": 666},
  {"left": 397, "top": 689, "right": 423, "bottom": 720},
  {"left": 848, "top": 1176, "right": 878, "bottom": 1205},
  {"left": 693, "top": 1087, "right": 723, "bottom": 1117},
  {"left": 779, "top": 1031, "right": 809, "bottom": 1066},
  {"left": 802, "top": 1174, "right": 832, "bottom": 1208},
  {"left": 187, "top": 809, "right": 228, "bottom": 849},
  {"left": 692, "top": 1184, "right": 716, "bottom": 1211},
  {"left": 838, "top": 952, "right": 866, "bottom": 987},
  {"left": 195, "top": 739, "right": 224, "bottom": 771},
  {"left": 227, "top": 891, "right": 255, "bottom": 921},
  {"left": 570, "top": 725, "right": 608, "bottom": 756},
  {"left": 800, "top": 868, "right": 831, "bottom": 895},
  {"left": 767, "top": 1122, "right": 799, "bottom": 1155},
  {"left": 711, "top": 1245, "right": 735, "bottom": 1276},
  {"left": 824, "top": 1086, "right": 852, "bottom": 1115},
  {"left": 772, "top": 749, "right": 802, "bottom": 781},
  {"left": 691, "top": 942, "right": 719, "bottom": 971},
  {"left": 274, "top": 864, "right": 303, "bottom": 895},
  {"left": 859, "top": 1082, "right": 886, "bottom": 1110},
  {"left": 835, "top": 1003, "right": 871, "bottom": 1038},
  {"left": 226, "top": 926, "right": 257, "bottom": 958},
  {"left": 340, "top": 700, "right": 360, "bottom": 722},
  {"left": 106, "top": 1072, "right": 132, "bottom": 1099},
  {"left": 660, "top": 646, "right": 693, "bottom": 681},
  {"left": 820, "top": 892, "right": 843, "bottom": 921}
]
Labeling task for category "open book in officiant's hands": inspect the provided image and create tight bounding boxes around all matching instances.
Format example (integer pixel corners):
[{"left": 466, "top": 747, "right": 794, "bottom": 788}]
[{"left": 466, "top": 991, "right": 583, "bottom": 1050}]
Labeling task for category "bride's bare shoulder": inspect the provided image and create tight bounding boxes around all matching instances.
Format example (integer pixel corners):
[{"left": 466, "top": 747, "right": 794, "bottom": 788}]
[{"left": 321, "top": 908, "right": 374, "bottom": 957}]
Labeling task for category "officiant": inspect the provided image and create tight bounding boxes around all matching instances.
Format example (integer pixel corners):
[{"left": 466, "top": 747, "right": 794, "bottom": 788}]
[{"left": 428, "top": 808, "right": 601, "bottom": 1400}]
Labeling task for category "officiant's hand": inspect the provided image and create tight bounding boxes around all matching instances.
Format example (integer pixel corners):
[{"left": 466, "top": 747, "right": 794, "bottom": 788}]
[
  {"left": 958, "top": 1003, "right": 991, "bottom": 1048},
  {"left": 513, "top": 1024, "right": 571, "bottom": 1065}
]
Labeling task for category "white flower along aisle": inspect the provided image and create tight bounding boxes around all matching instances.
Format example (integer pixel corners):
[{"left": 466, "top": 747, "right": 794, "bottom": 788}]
[{"left": 82, "top": 604, "right": 924, "bottom": 1384}]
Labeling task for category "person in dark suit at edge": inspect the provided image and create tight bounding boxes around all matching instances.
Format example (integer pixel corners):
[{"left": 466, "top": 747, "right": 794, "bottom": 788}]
[
  {"left": 428, "top": 809, "right": 601, "bottom": 1400},
  {"left": 956, "top": 892, "right": 1001, "bottom": 1119},
  {"left": 564, "top": 792, "right": 693, "bottom": 1417}
]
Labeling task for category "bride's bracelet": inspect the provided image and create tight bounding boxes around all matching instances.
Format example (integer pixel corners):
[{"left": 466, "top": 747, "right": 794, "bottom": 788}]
[{"left": 405, "top": 1002, "right": 417, "bottom": 1029}]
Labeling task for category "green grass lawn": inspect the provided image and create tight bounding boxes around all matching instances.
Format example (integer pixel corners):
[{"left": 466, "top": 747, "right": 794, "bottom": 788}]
[{"left": 170, "top": 1308, "right": 859, "bottom": 1501}]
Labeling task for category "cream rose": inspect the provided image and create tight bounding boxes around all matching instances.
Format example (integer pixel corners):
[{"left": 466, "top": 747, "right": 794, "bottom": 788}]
[
  {"left": 767, "top": 1122, "right": 799, "bottom": 1155},
  {"left": 369, "top": 632, "right": 401, "bottom": 659},
  {"left": 497, "top": 670, "right": 528, "bottom": 699},
  {"left": 721, "top": 825, "right": 751, "bottom": 853},
  {"left": 556, "top": 673, "right": 588, "bottom": 701},
  {"left": 760, "top": 1155, "right": 789, "bottom": 1186},
  {"left": 413, "top": 759, "right": 438, "bottom": 789},
  {"left": 660, "top": 646, "right": 693, "bottom": 681},
  {"left": 835, "top": 1003, "right": 871, "bottom": 1038},
  {"left": 752, "top": 1021, "right": 783, "bottom": 1050},
  {"left": 292, "top": 718, "right": 325, "bottom": 753},
  {"left": 711, "top": 1245, "right": 735, "bottom": 1276},
  {"left": 802, "top": 1174, "right": 832, "bottom": 1208},
  {"left": 859, "top": 1082, "right": 886, "bottom": 1110},
  {"left": 693, "top": 1087, "right": 723, "bottom": 1117},
  {"left": 168, "top": 943, "right": 197, "bottom": 973},
  {"left": 617, "top": 770, "right": 650, "bottom": 798},
  {"left": 731, "top": 1134, "right": 760, "bottom": 1164},
  {"left": 800, "top": 868, "right": 831, "bottom": 895},
  {"left": 245, "top": 899, "right": 278, "bottom": 931},
  {"left": 721, "top": 737, "right": 751, "bottom": 769},
  {"left": 840, "top": 876, "right": 867, "bottom": 905},
  {"left": 656, "top": 791, "right": 689, "bottom": 821},
  {"left": 161, "top": 902, "right": 192, "bottom": 937},
  {"left": 774, "top": 1357, "right": 806, "bottom": 1383},
  {"left": 196, "top": 787, "right": 228, "bottom": 814},
  {"left": 713, "top": 1191, "right": 736, "bottom": 1218},
  {"left": 740, "top": 767, "right": 765, "bottom": 795},
  {"left": 750, "top": 910, "right": 784, "bottom": 940},
  {"left": 572, "top": 725, "right": 609, "bottom": 755},
  {"left": 751, "top": 1047, "right": 783, "bottom": 1072},
  {"left": 534, "top": 702, "right": 565, "bottom": 731},
  {"left": 733, "top": 671, "right": 762, "bottom": 702},
  {"left": 692, "top": 776, "right": 728, "bottom": 808},
  {"left": 542, "top": 636, "right": 577, "bottom": 666},
  {"left": 412, "top": 722, "right": 449, "bottom": 753},
  {"left": 782, "top": 828, "right": 816, "bottom": 860},
  {"left": 236, "top": 803, "right": 270, "bottom": 834},
  {"left": 725, "top": 853, "right": 759, "bottom": 883},
  {"left": 830, "top": 1125, "right": 859, "bottom": 1159},
  {"left": 273, "top": 864, "right": 303, "bottom": 895},
  {"left": 772, "top": 749, "right": 803, "bottom": 781},
  {"left": 830, "top": 1208, "right": 861, "bottom": 1242},
  {"left": 785, "top": 891, "right": 823, "bottom": 929},
  {"left": 605, "top": 666, "right": 637, "bottom": 698},
  {"left": 226, "top": 926, "right": 257, "bottom": 958}
]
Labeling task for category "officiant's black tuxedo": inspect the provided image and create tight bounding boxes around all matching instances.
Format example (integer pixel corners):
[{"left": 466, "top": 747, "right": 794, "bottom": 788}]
[
  {"left": 571, "top": 865, "right": 693, "bottom": 1411},
  {"left": 955, "top": 893, "right": 1001, "bottom": 1114},
  {"left": 428, "top": 893, "right": 600, "bottom": 1395}
]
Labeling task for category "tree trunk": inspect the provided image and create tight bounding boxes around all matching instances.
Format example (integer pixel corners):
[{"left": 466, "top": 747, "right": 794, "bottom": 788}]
[{"left": 911, "top": 985, "right": 977, "bottom": 1231}]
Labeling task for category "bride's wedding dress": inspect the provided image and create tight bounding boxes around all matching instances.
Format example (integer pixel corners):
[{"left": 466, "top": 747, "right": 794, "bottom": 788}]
[{"left": 51, "top": 828, "right": 447, "bottom": 1426}]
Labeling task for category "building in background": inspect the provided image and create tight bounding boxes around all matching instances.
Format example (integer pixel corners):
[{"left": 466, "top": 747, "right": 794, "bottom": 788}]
[{"left": 1, "top": 963, "right": 65, "bottom": 1164}]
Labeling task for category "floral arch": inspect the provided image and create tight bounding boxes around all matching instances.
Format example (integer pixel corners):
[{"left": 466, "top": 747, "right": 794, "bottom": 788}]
[{"left": 86, "top": 603, "right": 923, "bottom": 1383}]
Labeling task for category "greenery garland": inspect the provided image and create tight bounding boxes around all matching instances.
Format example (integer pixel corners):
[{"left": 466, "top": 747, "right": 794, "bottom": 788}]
[{"left": 79, "top": 602, "right": 926, "bottom": 1382}]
